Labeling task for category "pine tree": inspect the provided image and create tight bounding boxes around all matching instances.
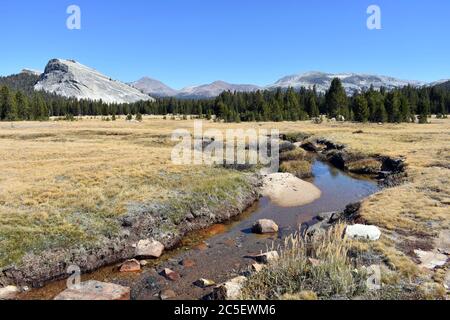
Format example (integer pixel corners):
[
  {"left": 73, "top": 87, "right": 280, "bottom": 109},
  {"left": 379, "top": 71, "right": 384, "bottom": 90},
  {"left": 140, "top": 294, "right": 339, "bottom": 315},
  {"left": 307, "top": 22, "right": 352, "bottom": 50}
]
[
  {"left": 399, "top": 95, "right": 411, "bottom": 122},
  {"left": 14, "top": 91, "right": 29, "bottom": 120},
  {"left": 385, "top": 92, "right": 401, "bottom": 123},
  {"left": 352, "top": 94, "right": 369, "bottom": 122},
  {"left": 0, "top": 86, "right": 19, "bottom": 120},
  {"left": 325, "top": 78, "right": 348, "bottom": 119},
  {"left": 417, "top": 93, "right": 430, "bottom": 124},
  {"left": 307, "top": 93, "right": 320, "bottom": 118}
]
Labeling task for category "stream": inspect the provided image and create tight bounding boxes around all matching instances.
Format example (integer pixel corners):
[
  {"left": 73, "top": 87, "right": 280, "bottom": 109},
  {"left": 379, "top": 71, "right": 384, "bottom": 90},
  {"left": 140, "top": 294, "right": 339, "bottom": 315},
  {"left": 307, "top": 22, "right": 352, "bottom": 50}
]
[{"left": 20, "top": 159, "right": 380, "bottom": 300}]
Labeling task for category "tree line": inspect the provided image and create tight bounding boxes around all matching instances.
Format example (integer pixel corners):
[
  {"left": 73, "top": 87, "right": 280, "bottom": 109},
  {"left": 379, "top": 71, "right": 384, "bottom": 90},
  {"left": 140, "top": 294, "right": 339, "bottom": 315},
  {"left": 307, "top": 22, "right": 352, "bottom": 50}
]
[{"left": 0, "top": 77, "right": 448, "bottom": 123}]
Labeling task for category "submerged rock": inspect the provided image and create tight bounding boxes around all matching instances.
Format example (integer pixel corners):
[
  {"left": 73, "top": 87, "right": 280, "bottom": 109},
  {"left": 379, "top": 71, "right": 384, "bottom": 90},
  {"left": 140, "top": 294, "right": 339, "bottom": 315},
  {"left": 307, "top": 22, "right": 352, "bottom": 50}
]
[
  {"left": 252, "top": 219, "right": 279, "bottom": 234},
  {"left": 345, "top": 224, "right": 381, "bottom": 241},
  {"left": 120, "top": 259, "right": 141, "bottom": 273},
  {"left": 135, "top": 239, "right": 165, "bottom": 258},
  {"left": 162, "top": 268, "right": 180, "bottom": 281},
  {"left": 180, "top": 259, "right": 196, "bottom": 268},
  {"left": 54, "top": 281, "right": 130, "bottom": 300},
  {"left": 159, "top": 289, "right": 176, "bottom": 300}
]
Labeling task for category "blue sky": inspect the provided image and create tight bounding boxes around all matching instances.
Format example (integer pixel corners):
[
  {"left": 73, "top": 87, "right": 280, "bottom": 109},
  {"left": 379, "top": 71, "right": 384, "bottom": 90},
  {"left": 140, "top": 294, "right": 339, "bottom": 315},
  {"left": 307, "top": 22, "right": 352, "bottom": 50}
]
[{"left": 1, "top": 0, "right": 449, "bottom": 88}]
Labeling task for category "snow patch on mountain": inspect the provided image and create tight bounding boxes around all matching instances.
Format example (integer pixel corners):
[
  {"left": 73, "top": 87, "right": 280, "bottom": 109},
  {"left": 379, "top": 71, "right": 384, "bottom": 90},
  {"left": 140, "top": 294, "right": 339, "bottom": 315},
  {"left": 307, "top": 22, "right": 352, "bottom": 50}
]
[
  {"left": 21, "top": 69, "right": 42, "bottom": 76},
  {"left": 268, "top": 71, "right": 424, "bottom": 94}
]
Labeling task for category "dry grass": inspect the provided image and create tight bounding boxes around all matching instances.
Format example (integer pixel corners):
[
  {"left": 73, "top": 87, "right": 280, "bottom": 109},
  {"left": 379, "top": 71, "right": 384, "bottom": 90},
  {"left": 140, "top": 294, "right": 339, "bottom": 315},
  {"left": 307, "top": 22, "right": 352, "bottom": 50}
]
[
  {"left": 279, "top": 160, "right": 313, "bottom": 179},
  {"left": 0, "top": 117, "right": 449, "bottom": 292},
  {"left": 241, "top": 225, "right": 368, "bottom": 300},
  {"left": 0, "top": 119, "right": 253, "bottom": 267}
]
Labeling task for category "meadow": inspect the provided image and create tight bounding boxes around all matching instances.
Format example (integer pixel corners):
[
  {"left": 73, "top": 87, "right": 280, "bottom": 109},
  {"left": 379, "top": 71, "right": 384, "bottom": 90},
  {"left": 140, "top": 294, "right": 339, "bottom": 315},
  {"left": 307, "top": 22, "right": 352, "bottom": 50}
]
[{"left": 0, "top": 116, "right": 448, "bottom": 297}]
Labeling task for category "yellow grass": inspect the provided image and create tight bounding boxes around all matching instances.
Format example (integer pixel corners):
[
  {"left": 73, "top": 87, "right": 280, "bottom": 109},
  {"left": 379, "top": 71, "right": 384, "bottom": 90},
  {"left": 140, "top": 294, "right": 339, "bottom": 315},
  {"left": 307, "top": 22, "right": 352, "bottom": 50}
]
[{"left": 0, "top": 117, "right": 449, "bottom": 288}]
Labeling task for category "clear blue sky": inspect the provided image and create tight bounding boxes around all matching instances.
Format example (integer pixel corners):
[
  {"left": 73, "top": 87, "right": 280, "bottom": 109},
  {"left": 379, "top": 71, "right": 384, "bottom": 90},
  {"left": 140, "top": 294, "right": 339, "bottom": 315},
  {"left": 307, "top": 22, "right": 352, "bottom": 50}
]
[{"left": 1, "top": 0, "right": 449, "bottom": 88}]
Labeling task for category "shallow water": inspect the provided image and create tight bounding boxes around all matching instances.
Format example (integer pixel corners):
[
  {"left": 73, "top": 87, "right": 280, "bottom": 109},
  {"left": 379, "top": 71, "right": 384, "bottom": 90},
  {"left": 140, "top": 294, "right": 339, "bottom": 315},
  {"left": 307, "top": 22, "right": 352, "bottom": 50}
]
[{"left": 20, "top": 159, "right": 380, "bottom": 300}]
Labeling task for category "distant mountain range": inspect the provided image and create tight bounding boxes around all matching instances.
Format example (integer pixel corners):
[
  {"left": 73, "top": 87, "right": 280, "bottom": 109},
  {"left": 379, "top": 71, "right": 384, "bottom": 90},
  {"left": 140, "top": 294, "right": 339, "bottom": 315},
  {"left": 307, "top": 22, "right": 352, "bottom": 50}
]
[
  {"left": 130, "top": 72, "right": 427, "bottom": 99},
  {"left": 267, "top": 71, "right": 424, "bottom": 95},
  {"left": 1, "top": 59, "right": 448, "bottom": 103}
]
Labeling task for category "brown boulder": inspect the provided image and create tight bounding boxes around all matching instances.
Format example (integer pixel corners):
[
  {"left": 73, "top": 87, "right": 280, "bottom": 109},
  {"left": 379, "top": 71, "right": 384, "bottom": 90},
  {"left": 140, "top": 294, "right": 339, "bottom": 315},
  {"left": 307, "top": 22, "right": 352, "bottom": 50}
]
[
  {"left": 120, "top": 259, "right": 141, "bottom": 273},
  {"left": 162, "top": 268, "right": 180, "bottom": 281}
]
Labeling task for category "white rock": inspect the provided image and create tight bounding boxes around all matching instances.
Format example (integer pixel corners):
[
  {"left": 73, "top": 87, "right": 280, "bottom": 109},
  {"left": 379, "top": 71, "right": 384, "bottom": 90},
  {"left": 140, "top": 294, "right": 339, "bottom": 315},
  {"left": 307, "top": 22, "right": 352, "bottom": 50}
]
[
  {"left": 252, "top": 219, "right": 279, "bottom": 234},
  {"left": 345, "top": 224, "right": 381, "bottom": 241},
  {"left": 414, "top": 250, "right": 448, "bottom": 270},
  {"left": 194, "top": 278, "right": 216, "bottom": 288},
  {"left": 135, "top": 239, "right": 165, "bottom": 258},
  {"left": 252, "top": 263, "right": 266, "bottom": 273},
  {"left": 254, "top": 251, "right": 279, "bottom": 264},
  {"left": 213, "top": 276, "right": 247, "bottom": 300},
  {"left": 0, "top": 286, "right": 19, "bottom": 300}
]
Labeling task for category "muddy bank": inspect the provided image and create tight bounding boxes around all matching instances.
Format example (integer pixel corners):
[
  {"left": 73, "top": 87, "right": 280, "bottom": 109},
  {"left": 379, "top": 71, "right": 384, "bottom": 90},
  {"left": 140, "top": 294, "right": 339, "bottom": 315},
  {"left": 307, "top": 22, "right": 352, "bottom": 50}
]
[{"left": 0, "top": 174, "right": 261, "bottom": 288}]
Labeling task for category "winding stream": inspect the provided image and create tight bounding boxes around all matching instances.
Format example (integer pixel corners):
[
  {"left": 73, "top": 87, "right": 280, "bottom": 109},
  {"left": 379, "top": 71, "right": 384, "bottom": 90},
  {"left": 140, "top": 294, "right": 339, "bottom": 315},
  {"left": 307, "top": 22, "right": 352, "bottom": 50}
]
[{"left": 20, "top": 159, "right": 380, "bottom": 300}]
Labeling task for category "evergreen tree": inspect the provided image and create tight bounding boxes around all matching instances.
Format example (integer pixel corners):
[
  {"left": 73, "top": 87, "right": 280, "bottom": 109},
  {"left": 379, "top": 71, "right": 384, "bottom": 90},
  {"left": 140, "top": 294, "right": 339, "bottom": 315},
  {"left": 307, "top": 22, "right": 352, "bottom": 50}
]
[
  {"left": 399, "top": 95, "right": 411, "bottom": 122},
  {"left": 15, "top": 91, "right": 29, "bottom": 120},
  {"left": 352, "top": 94, "right": 369, "bottom": 122},
  {"left": 417, "top": 93, "right": 431, "bottom": 124},
  {"left": 325, "top": 78, "right": 348, "bottom": 119},
  {"left": 385, "top": 91, "right": 401, "bottom": 123}
]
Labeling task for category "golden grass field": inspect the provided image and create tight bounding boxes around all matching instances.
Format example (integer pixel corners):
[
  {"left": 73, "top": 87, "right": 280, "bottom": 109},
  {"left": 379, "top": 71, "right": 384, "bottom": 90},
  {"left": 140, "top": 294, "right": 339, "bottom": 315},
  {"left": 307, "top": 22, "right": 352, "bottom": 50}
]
[{"left": 0, "top": 116, "right": 449, "bottom": 297}]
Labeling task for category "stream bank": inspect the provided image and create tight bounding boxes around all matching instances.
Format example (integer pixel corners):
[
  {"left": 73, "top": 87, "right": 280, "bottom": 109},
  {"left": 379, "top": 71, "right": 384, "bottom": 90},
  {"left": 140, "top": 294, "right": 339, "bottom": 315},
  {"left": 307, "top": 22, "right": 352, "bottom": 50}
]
[
  {"left": 19, "top": 158, "right": 381, "bottom": 300},
  {"left": 11, "top": 135, "right": 408, "bottom": 300}
]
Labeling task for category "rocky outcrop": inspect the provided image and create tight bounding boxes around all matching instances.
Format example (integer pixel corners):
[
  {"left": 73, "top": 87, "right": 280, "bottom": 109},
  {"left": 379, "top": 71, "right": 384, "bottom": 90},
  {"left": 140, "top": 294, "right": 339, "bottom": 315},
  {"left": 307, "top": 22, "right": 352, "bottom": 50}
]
[
  {"left": 35, "top": 59, "right": 154, "bottom": 104},
  {"left": 303, "top": 202, "right": 362, "bottom": 237},
  {"left": 54, "top": 281, "right": 130, "bottom": 300}
]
